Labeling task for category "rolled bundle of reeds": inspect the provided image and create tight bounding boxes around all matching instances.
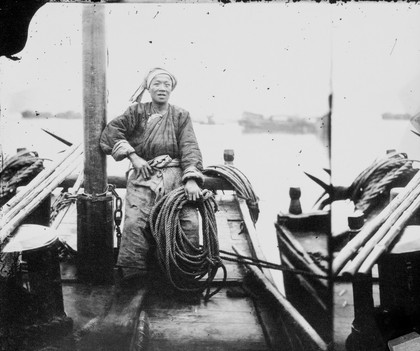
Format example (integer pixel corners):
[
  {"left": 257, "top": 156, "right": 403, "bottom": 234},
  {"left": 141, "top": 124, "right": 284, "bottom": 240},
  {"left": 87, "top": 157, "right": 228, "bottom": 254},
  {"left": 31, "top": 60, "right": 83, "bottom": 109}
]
[
  {"left": 333, "top": 169, "right": 420, "bottom": 277},
  {"left": 0, "top": 143, "right": 83, "bottom": 246},
  {"left": 0, "top": 150, "right": 45, "bottom": 206}
]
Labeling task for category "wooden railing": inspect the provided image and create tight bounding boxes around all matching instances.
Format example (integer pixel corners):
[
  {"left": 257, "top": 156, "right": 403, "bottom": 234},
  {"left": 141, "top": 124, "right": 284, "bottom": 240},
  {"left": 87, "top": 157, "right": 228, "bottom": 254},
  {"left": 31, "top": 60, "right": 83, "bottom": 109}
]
[{"left": 60, "top": 174, "right": 234, "bottom": 191}]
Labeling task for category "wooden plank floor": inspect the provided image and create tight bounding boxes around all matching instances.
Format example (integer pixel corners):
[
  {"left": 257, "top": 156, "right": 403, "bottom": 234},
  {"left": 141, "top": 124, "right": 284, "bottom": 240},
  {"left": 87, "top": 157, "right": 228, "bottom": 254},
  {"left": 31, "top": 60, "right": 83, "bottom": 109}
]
[
  {"left": 144, "top": 287, "right": 268, "bottom": 351},
  {"left": 213, "top": 193, "right": 250, "bottom": 282},
  {"left": 56, "top": 192, "right": 270, "bottom": 350}
]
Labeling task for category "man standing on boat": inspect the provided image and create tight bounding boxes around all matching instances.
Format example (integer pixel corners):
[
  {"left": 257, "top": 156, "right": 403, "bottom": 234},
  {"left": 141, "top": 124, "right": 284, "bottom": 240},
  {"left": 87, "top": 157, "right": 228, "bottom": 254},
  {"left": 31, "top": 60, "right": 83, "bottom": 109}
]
[{"left": 100, "top": 67, "right": 203, "bottom": 281}]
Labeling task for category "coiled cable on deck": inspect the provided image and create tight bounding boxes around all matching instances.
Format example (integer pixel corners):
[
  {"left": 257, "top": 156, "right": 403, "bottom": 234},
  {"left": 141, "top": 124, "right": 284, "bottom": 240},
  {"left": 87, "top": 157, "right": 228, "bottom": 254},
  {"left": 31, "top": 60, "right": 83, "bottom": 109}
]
[
  {"left": 149, "top": 187, "right": 226, "bottom": 300},
  {"left": 203, "top": 165, "right": 260, "bottom": 224}
]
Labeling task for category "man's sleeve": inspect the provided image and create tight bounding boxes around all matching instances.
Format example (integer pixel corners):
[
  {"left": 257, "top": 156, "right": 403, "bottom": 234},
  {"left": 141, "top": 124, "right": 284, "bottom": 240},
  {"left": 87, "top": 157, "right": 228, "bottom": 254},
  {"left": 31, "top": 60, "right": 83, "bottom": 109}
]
[
  {"left": 100, "top": 105, "right": 138, "bottom": 161},
  {"left": 177, "top": 112, "right": 204, "bottom": 186}
]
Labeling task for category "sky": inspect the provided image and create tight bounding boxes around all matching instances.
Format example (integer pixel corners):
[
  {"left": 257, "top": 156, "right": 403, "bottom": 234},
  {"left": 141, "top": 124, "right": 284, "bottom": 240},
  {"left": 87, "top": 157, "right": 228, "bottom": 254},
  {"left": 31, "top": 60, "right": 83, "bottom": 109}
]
[
  {"left": 330, "top": 3, "right": 420, "bottom": 183},
  {"left": 0, "top": 2, "right": 332, "bottom": 122},
  {"left": 105, "top": 3, "right": 332, "bottom": 121}
]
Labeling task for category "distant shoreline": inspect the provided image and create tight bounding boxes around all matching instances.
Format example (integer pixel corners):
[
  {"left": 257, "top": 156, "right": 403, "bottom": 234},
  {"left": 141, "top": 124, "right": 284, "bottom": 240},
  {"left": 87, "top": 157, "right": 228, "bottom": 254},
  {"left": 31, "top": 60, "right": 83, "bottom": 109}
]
[
  {"left": 21, "top": 110, "right": 82, "bottom": 120},
  {"left": 382, "top": 113, "right": 411, "bottom": 121}
]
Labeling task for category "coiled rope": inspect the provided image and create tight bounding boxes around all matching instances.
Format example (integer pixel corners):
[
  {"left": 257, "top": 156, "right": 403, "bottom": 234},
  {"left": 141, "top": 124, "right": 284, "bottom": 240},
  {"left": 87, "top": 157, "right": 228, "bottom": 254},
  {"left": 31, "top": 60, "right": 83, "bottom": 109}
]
[
  {"left": 149, "top": 187, "right": 226, "bottom": 300},
  {"left": 349, "top": 153, "right": 417, "bottom": 215},
  {"left": 310, "top": 152, "right": 418, "bottom": 215},
  {"left": 203, "top": 164, "right": 260, "bottom": 224}
]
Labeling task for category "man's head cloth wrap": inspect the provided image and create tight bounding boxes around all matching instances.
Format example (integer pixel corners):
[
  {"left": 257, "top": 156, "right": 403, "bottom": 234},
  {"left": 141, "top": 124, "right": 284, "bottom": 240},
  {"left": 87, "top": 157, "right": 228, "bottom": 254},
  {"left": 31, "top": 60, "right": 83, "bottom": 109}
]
[
  {"left": 146, "top": 68, "right": 177, "bottom": 90},
  {"left": 130, "top": 67, "right": 177, "bottom": 104}
]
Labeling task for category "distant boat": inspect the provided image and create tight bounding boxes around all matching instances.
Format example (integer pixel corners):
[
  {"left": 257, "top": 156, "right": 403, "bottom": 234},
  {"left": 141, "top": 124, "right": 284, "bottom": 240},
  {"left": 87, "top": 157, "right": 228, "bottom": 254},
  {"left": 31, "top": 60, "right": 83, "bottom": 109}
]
[
  {"left": 21, "top": 110, "right": 82, "bottom": 119},
  {"left": 195, "top": 114, "right": 217, "bottom": 125},
  {"left": 382, "top": 113, "right": 412, "bottom": 121},
  {"left": 238, "top": 111, "right": 320, "bottom": 134}
]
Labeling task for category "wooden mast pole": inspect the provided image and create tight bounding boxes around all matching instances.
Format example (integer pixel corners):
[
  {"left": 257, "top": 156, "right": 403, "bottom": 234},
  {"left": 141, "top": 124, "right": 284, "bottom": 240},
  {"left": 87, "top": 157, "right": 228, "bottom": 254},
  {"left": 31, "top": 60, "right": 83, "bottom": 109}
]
[
  {"left": 77, "top": 4, "right": 114, "bottom": 283},
  {"left": 83, "top": 4, "right": 107, "bottom": 193}
]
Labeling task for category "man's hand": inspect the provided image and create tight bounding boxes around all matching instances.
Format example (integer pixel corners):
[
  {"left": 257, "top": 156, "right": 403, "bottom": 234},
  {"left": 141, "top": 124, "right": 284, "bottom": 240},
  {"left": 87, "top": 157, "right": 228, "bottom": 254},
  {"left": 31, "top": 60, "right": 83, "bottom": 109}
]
[
  {"left": 128, "top": 153, "right": 153, "bottom": 180},
  {"left": 184, "top": 179, "right": 202, "bottom": 201}
]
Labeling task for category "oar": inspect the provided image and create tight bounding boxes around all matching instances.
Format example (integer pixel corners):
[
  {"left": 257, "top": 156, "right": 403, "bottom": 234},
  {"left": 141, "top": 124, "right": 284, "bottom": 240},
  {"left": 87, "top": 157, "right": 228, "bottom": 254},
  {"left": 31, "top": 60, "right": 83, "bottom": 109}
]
[
  {"left": 411, "top": 129, "right": 420, "bottom": 138},
  {"left": 41, "top": 128, "right": 73, "bottom": 146}
]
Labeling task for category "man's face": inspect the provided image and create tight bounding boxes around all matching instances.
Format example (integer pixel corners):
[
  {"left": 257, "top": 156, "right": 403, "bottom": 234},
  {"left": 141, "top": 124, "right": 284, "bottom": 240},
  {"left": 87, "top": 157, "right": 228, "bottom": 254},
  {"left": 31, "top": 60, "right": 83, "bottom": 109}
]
[{"left": 149, "top": 74, "right": 173, "bottom": 104}]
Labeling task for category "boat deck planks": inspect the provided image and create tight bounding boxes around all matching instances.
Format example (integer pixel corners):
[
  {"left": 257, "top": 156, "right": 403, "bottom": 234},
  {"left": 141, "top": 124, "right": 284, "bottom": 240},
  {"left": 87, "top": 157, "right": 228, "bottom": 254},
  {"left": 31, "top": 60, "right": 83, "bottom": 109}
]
[
  {"left": 144, "top": 287, "right": 268, "bottom": 351},
  {"left": 50, "top": 192, "right": 272, "bottom": 350},
  {"left": 62, "top": 284, "right": 115, "bottom": 330},
  {"left": 213, "top": 193, "right": 250, "bottom": 282}
]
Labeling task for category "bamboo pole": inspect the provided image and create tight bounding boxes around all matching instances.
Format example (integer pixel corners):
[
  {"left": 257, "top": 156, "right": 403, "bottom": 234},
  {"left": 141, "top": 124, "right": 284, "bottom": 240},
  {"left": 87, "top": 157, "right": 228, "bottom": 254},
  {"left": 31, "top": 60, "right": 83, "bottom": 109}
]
[
  {"left": 72, "top": 167, "right": 85, "bottom": 192},
  {"left": 358, "top": 193, "right": 420, "bottom": 274},
  {"left": 0, "top": 156, "right": 82, "bottom": 244},
  {"left": 233, "top": 245, "right": 328, "bottom": 351},
  {"left": 342, "top": 184, "right": 420, "bottom": 276},
  {"left": 332, "top": 170, "right": 420, "bottom": 276},
  {"left": 0, "top": 147, "right": 83, "bottom": 226},
  {"left": 1, "top": 143, "right": 82, "bottom": 215}
]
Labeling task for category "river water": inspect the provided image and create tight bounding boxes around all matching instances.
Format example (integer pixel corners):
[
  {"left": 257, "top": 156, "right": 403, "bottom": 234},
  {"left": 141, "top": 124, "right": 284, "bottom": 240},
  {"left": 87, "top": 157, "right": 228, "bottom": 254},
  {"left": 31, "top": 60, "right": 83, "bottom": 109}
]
[
  {"left": 0, "top": 114, "right": 331, "bottom": 287},
  {"left": 1, "top": 114, "right": 418, "bottom": 291}
]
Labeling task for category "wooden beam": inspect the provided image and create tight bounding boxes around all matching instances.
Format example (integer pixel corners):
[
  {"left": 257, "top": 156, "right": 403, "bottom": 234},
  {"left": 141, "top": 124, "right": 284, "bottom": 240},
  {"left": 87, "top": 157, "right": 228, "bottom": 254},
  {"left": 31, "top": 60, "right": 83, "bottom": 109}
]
[
  {"left": 82, "top": 4, "right": 107, "bottom": 195},
  {"left": 78, "top": 4, "right": 113, "bottom": 283},
  {"left": 60, "top": 174, "right": 234, "bottom": 191},
  {"left": 237, "top": 199, "right": 276, "bottom": 286}
]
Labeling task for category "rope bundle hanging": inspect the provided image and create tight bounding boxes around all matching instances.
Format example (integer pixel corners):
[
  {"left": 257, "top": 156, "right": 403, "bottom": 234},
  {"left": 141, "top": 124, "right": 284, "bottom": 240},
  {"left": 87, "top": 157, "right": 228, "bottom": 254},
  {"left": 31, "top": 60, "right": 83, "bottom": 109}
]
[
  {"left": 203, "top": 165, "right": 260, "bottom": 224},
  {"left": 0, "top": 150, "right": 44, "bottom": 206},
  {"left": 149, "top": 187, "right": 226, "bottom": 300}
]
